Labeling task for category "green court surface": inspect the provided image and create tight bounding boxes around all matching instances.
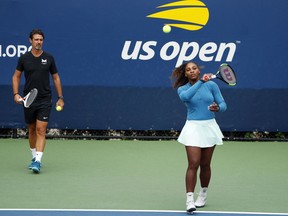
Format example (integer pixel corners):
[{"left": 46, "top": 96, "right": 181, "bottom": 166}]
[{"left": 0, "top": 139, "right": 287, "bottom": 213}]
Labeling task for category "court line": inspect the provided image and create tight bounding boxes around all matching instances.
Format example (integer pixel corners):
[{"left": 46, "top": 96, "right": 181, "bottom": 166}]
[{"left": 0, "top": 209, "right": 287, "bottom": 215}]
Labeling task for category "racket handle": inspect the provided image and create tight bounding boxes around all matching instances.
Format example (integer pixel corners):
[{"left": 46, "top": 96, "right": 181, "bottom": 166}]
[
  {"left": 211, "top": 75, "right": 216, "bottom": 79},
  {"left": 18, "top": 98, "right": 24, "bottom": 102}
]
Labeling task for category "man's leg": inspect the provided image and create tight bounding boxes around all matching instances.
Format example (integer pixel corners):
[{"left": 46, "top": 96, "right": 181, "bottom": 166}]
[{"left": 31, "top": 120, "right": 48, "bottom": 173}]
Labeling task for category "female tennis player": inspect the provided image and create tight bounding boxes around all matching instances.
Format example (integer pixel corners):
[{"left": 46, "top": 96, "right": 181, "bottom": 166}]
[{"left": 171, "top": 62, "right": 227, "bottom": 214}]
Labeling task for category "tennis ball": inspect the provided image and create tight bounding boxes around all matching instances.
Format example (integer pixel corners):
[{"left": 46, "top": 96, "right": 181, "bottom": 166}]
[
  {"left": 56, "top": 105, "right": 62, "bottom": 111},
  {"left": 163, "top": 25, "right": 171, "bottom": 33}
]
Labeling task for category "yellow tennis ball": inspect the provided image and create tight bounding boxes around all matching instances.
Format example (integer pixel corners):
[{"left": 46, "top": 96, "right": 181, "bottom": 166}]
[
  {"left": 163, "top": 25, "right": 171, "bottom": 33},
  {"left": 56, "top": 105, "right": 62, "bottom": 111}
]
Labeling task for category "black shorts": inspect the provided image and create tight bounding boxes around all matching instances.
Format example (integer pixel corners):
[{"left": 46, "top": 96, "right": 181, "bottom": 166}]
[{"left": 24, "top": 97, "right": 52, "bottom": 124}]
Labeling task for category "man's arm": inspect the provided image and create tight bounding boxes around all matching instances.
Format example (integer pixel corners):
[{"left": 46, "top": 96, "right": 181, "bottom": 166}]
[
  {"left": 52, "top": 73, "right": 64, "bottom": 108},
  {"left": 12, "top": 70, "right": 22, "bottom": 104}
]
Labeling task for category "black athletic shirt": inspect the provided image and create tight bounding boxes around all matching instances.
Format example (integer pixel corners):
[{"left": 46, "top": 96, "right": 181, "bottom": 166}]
[{"left": 16, "top": 51, "right": 58, "bottom": 99}]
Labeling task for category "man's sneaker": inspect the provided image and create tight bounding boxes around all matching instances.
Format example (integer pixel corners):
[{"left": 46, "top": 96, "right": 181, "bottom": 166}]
[
  {"left": 28, "top": 158, "right": 36, "bottom": 169},
  {"left": 31, "top": 161, "right": 41, "bottom": 174},
  {"left": 195, "top": 192, "right": 207, "bottom": 208},
  {"left": 186, "top": 201, "right": 196, "bottom": 214}
]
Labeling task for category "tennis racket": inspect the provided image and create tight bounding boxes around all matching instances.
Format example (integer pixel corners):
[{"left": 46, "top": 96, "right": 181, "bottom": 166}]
[
  {"left": 205, "top": 63, "right": 236, "bottom": 86},
  {"left": 18, "top": 88, "right": 38, "bottom": 108}
]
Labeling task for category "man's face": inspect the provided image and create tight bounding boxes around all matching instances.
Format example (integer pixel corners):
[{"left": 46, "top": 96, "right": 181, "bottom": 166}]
[{"left": 30, "top": 34, "right": 43, "bottom": 51}]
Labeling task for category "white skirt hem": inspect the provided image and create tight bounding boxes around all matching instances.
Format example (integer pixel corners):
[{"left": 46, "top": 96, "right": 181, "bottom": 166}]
[{"left": 177, "top": 119, "right": 224, "bottom": 148}]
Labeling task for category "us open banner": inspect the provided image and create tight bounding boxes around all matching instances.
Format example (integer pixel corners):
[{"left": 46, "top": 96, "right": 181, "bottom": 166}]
[{"left": 1, "top": 0, "right": 287, "bottom": 131}]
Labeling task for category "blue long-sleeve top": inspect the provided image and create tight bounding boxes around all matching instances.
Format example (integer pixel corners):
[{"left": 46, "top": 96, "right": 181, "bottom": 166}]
[{"left": 177, "top": 80, "right": 227, "bottom": 120}]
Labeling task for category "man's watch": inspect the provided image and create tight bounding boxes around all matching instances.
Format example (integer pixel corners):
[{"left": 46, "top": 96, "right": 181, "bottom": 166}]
[{"left": 58, "top": 96, "right": 64, "bottom": 100}]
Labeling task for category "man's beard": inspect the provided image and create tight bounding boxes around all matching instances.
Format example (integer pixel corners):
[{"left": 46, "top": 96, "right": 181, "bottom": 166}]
[{"left": 35, "top": 45, "right": 42, "bottom": 50}]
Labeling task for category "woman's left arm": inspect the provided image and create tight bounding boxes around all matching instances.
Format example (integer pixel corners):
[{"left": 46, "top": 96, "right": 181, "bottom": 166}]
[{"left": 211, "top": 82, "right": 227, "bottom": 112}]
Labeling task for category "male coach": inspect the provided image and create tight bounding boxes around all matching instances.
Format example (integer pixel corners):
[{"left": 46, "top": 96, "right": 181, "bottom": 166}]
[{"left": 12, "top": 29, "right": 64, "bottom": 174}]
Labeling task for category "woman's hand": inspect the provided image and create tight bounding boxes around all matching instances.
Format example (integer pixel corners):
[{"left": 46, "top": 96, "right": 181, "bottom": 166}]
[
  {"left": 201, "top": 73, "right": 213, "bottom": 82},
  {"left": 208, "top": 102, "right": 219, "bottom": 112}
]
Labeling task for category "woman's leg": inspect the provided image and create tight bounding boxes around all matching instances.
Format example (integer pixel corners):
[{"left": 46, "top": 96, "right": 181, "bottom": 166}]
[
  {"left": 185, "top": 146, "right": 201, "bottom": 213},
  {"left": 185, "top": 146, "right": 201, "bottom": 192},
  {"left": 195, "top": 145, "right": 216, "bottom": 207},
  {"left": 199, "top": 146, "right": 215, "bottom": 187}
]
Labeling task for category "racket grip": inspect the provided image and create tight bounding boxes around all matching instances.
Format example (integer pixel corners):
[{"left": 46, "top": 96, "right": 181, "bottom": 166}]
[{"left": 211, "top": 75, "right": 216, "bottom": 79}]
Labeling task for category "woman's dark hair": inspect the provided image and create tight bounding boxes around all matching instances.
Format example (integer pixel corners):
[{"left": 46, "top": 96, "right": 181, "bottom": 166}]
[
  {"left": 29, "top": 29, "right": 45, "bottom": 40},
  {"left": 171, "top": 62, "right": 200, "bottom": 88}
]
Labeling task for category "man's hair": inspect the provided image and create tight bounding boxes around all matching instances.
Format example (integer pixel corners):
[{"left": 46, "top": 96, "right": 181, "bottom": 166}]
[{"left": 29, "top": 29, "right": 45, "bottom": 40}]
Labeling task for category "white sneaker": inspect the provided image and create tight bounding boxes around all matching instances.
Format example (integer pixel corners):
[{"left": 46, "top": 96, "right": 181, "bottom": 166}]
[
  {"left": 195, "top": 192, "right": 207, "bottom": 208},
  {"left": 186, "top": 200, "right": 196, "bottom": 214}
]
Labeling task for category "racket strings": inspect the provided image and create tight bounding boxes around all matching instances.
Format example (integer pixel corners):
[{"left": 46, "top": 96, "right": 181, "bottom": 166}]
[
  {"left": 220, "top": 65, "right": 236, "bottom": 85},
  {"left": 25, "top": 89, "right": 38, "bottom": 107}
]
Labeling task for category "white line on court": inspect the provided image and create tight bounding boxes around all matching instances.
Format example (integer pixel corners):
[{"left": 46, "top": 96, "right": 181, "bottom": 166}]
[{"left": 0, "top": 209, "right": 287, "bottom": 215}]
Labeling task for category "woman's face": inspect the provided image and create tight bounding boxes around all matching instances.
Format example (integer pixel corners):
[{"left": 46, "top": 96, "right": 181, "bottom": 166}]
[{"left": 185, "top": 62, "right": 200, "bottom": 81}]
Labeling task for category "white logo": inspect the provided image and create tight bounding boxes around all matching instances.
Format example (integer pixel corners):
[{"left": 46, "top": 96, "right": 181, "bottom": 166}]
[
  {"left": 0, "top": 45, "right": 31, "bottom": 58},
  {"left": 121, "top": 40, "right": 237, "bottom": 67},
  {"left": 41, "top": 59, "right": 47, "bottom": 64}
]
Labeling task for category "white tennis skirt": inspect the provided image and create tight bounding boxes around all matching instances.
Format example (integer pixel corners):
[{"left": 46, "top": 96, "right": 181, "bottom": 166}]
[{"left": 177, "top": 119, "right": 224, "bottom": 148}]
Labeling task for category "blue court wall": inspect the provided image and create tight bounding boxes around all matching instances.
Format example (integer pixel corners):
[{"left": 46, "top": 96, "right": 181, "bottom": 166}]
[{"left": 0, "top": 0, "right": 288, "bottom": 131}]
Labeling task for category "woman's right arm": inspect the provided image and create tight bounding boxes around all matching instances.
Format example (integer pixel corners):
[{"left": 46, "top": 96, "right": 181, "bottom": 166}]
[{"left": 178, "top": 81, "right": 203, "bottom": 102}]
